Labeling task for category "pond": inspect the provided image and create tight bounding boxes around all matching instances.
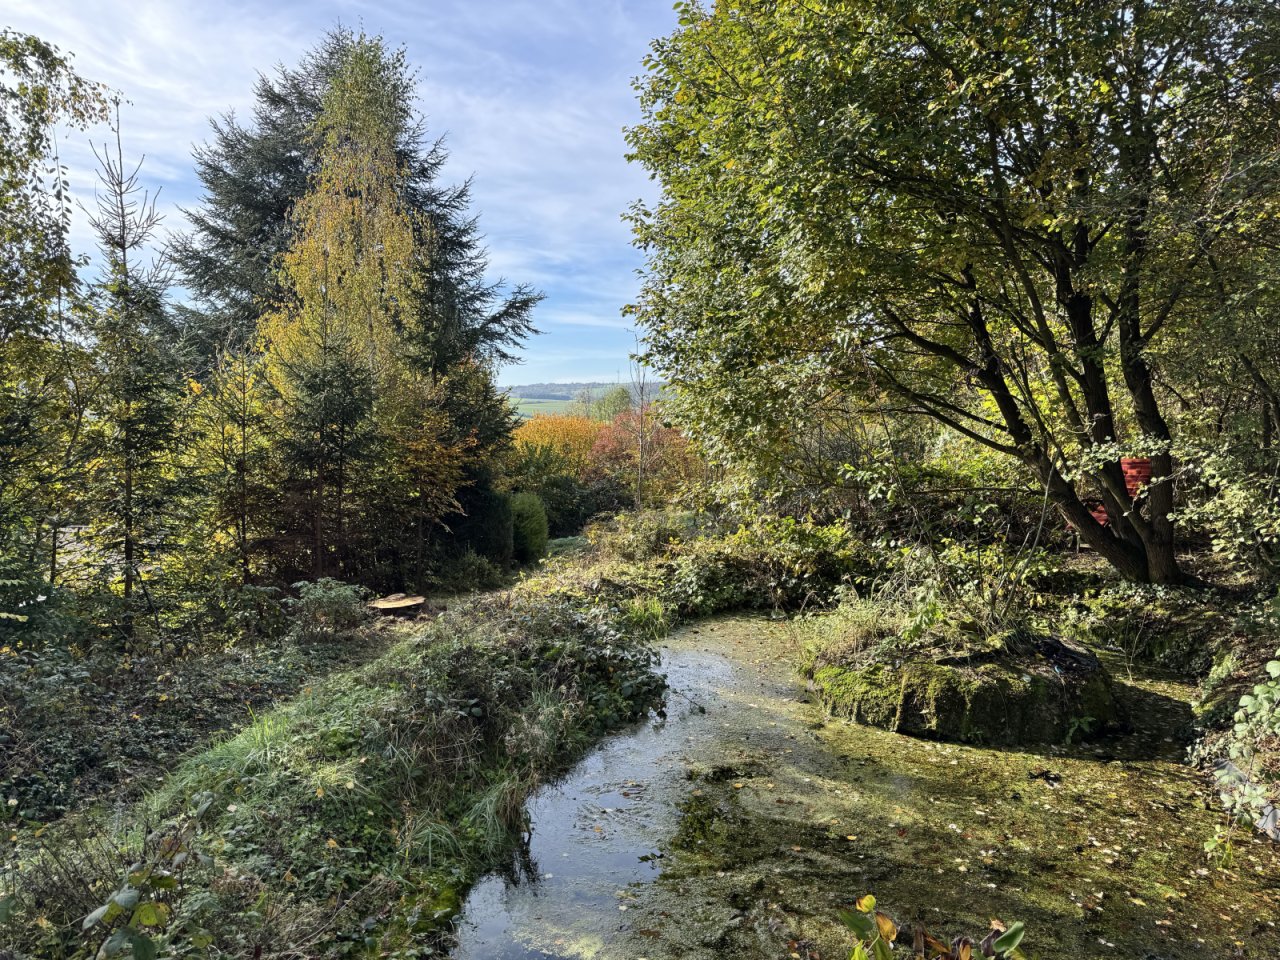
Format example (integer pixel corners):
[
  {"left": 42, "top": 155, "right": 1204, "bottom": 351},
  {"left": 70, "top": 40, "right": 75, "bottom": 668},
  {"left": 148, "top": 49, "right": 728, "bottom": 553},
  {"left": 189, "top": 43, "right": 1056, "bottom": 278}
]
[{"left": 450, "top": 616, "right": 1280, "bottom": 959}]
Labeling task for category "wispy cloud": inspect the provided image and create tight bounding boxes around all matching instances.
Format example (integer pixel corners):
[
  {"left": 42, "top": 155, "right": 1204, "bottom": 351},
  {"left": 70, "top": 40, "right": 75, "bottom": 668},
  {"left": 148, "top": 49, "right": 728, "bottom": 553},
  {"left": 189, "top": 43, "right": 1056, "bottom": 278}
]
[{"left": 4, "top": 0, "right": 675, "bottom": 383}]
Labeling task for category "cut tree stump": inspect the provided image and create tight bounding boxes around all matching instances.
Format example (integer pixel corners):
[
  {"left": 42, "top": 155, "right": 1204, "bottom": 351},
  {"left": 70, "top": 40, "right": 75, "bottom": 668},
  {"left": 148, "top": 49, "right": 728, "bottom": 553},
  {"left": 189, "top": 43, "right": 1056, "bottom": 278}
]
[{"left": 367, "top": 593, "right": 426, "bottom": 615}]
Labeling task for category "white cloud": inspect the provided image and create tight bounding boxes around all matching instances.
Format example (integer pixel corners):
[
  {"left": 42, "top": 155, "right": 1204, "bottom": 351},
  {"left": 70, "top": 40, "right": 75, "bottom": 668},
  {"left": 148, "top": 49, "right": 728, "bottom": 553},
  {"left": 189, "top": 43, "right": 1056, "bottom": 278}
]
[{"left": 5, "top": 0, "right": 675, "bottom": 382}]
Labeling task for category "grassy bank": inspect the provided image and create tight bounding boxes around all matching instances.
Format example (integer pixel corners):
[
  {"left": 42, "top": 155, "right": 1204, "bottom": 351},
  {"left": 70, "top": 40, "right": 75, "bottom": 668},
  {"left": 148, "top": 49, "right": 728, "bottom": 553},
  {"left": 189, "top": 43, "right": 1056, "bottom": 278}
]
[
  {"left": 2, "top": 581, "right": 665, "bottom": 957},
  {"left": 0, "top": 607, "right": 403, "bottom": 824},
  {"left": 6, "top": 512, "right": 1276, "bottom": 956}
]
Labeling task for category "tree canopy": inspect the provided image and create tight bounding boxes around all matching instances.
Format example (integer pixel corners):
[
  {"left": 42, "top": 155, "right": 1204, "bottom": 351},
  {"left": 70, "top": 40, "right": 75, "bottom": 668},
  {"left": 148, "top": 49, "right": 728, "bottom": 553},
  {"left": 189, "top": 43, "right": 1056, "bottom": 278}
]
[{"left": 627, "top": 0, "right": 1280, "bottom": 583}]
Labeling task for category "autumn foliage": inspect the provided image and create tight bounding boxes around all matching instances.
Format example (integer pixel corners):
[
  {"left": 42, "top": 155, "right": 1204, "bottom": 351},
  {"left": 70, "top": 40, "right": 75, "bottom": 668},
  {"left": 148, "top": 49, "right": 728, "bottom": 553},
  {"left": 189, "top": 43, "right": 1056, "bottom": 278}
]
[{"left": 513, "top": 414, "right": 604, "bottom": 476}]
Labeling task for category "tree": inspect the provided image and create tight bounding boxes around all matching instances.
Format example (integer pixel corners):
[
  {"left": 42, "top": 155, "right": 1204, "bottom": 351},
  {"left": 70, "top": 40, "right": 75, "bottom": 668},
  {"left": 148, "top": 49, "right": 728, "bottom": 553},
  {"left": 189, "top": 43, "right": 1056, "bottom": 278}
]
[
  {"left": 83, "top": 108, "right": 188, "bottom": 637},
  {"left": 172, "top": 27, "right": 539, "bottom": 372},
  {"left": 627, "top": 0, "right": 1280, "bottom": 583},
  {"left": 190, "top": 348, "right": 274, "bottom": 583},
  {"left": 513, "top": 414, "right": 605, "bottom": 477},
  {"left": 0, "top": 31, "right": 107, "bottom": 606},
  {"left": 176, "top": 27, "right": 540, "bottom": 586},
  {"left": 259, "top": 36, "right": 416, "bottom": 577}
]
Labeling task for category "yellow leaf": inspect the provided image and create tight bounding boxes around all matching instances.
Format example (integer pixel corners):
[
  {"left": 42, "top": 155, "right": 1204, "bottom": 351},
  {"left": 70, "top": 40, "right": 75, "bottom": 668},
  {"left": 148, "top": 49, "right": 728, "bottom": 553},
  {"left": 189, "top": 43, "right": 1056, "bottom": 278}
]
[{"left": 875, "top": 911, "right": 898, "bottom": 942}]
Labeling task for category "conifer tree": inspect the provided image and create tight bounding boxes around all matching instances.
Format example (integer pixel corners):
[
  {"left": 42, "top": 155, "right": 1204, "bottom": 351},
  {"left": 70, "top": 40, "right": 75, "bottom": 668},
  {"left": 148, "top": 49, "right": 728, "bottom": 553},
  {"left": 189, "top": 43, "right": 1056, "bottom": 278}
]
[
  {"left": 260, "top": 36, "right": 434, "bottom": 580},
  {"left": 84, "top": 109, "right": 187, "bottom": 638}
]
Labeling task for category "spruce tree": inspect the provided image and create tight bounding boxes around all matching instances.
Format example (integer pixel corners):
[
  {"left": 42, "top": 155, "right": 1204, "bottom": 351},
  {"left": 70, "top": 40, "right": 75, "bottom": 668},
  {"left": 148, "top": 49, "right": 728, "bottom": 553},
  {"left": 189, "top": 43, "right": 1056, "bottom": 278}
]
[
  {"left": 84, "top": 109, "right": 187, "bottom": 639},
  {"left": 172, "top": 27, "right": 539, "bottom": 372}
]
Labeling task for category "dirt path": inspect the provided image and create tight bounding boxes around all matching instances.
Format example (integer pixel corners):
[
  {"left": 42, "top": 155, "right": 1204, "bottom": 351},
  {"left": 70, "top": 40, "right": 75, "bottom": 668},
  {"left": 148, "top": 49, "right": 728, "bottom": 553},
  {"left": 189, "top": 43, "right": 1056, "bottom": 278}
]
[{"left": 448, "top": 615, "right": 1280, "bottom": 959}]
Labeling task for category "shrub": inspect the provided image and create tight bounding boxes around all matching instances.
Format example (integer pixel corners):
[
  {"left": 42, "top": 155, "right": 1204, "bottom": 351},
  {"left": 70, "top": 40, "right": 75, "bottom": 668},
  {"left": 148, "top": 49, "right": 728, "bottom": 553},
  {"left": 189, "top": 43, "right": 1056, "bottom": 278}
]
[
  {"left": 437, "top": 549, "right": 506, "bottom": 591},
  {"left": 286, "top": 579, "right": 369, "bottom": 643},
  {"left": 453, "top": 485, "right": 514, "bottom": 567},
  {"left": 587, "top": 509, "right": 703, "bottom": 561},
  {"left": 660, "top": 517, "right": 869, "bottom": 616},
  {"left": 534, "top": 472, "right": 629, "bottom": 537},
  {"left": 221, "top": 583, "right": 287, "bottom": 646},
  {"left": 511, "top": 492, "right": 550, "bottom": 566}
]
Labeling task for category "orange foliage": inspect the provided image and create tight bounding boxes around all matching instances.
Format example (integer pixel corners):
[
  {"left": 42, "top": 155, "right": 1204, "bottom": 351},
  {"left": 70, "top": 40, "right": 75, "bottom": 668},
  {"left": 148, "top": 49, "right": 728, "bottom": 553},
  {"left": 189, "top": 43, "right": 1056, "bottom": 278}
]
[
  {"left": 592, "top": 408, "right": 699, "bottom": 504},
  {"left": 513, "top": 414, "right": 604, "bottom": 475}
]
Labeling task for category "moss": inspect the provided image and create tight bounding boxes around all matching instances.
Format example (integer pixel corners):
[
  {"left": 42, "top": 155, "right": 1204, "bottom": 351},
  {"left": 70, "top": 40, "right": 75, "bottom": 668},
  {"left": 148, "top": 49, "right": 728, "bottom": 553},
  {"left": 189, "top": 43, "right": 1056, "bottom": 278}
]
[{"left": 812, "top": 657, "right": 1123, "bottom": 746}]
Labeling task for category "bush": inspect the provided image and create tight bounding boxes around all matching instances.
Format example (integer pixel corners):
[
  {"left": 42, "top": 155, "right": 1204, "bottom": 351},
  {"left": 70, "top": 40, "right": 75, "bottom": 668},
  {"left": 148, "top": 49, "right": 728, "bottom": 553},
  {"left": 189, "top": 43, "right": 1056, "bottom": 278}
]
[
  {"left": 453, "top": 485, "right": 514, "bottom": 568},
  {"left": 660, "top": 517, "right": 870, "bottom": 616},
  {"left": 511, "top": 493, "right": 550, "bottom": 566},
  {"left": 286, "top": 579, "right": 369, "bottom": 643},
  {"left": 588, "top": 509, "right": 704, "bottom": 561},
  {"left": 435, "top": 549, "right": 506, "bottom": 592},
  {"left": 534, "top": 472, "right": 629, "bottom": 537}
]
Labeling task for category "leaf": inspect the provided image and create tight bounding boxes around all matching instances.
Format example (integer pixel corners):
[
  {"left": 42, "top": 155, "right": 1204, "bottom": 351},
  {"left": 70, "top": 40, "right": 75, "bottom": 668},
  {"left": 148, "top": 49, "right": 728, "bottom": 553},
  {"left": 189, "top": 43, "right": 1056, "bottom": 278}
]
[
  {"left": 132, "top": 901, "right": 169, "bottom": 927},
  {"left": 875, "top": 911, "right": 898, "bottom": 942},
  {"left": 82, "top": 904, "right": 110, "bottom": 930},
  {"left": 992, "top": 922, "right": 1025, "bottom": 954},
  {"left": 112, "top": 886, "right": 140, "bottom": 910},
  {"left": 855, "top": 894, "right": 877, "bottom": 913},
  {"left": 128, "top": 929, "right": 158, "bottom": 960},
  {"left": 837, "top": 907, "right": 876, "bottom": 939},
  {"left": 873, "top": 940, "right": 894, "bottom": 960}
]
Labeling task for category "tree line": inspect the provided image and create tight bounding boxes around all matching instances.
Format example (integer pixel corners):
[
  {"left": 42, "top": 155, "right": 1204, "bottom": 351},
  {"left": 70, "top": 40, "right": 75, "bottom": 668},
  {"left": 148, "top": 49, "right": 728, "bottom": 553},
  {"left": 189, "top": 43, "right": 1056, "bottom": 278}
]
[{"left": 1, "top": 29, "right": 539, "bottom": 647}]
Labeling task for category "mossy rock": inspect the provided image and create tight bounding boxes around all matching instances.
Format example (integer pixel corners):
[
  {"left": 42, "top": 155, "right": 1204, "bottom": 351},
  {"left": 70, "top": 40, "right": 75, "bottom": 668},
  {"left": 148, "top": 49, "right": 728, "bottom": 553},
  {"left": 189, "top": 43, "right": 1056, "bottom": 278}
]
[{"left": 811, "top": 650, "right": 1124, "bottom": 746}]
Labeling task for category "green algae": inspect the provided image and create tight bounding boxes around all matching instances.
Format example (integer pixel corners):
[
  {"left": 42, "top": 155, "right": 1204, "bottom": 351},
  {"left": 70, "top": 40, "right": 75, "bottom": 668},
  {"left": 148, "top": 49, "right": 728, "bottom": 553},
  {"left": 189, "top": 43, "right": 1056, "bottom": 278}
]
[
  {"left": 625, "top": 619, "right": 1280, "bottom": 959},
  {"left": 449, "top": 615, "right": 1280, "bottom": 960}
]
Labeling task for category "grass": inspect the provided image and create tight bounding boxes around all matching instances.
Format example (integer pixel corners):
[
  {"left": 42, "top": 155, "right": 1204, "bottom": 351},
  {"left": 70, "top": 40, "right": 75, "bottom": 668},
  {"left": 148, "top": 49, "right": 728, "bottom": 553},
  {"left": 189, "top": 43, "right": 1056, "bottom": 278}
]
[
  {"left": 2, "top": 580, "right": 665, "bottom": 958},
  {"left": 512, "top": 397, "right": 580, "bottom": 419}
]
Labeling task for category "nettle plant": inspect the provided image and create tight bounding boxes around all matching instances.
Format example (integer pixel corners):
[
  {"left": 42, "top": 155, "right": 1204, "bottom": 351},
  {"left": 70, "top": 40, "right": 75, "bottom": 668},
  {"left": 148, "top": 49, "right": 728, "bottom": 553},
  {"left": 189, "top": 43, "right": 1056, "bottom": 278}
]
[{"left": 838, "top": 895, "right": 1026, "bottom": 960}]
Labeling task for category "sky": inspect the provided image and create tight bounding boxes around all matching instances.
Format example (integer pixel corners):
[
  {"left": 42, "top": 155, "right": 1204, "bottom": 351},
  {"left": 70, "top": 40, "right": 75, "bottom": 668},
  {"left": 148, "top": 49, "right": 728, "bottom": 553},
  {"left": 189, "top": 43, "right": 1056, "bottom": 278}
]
[{"left": 4, "top": 0, "right": 679, "bottom": 385}]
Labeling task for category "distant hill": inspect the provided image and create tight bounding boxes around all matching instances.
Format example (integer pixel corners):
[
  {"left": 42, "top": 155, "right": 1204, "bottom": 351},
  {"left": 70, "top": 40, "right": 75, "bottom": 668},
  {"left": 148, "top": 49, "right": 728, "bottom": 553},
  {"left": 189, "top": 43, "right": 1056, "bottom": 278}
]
[
  {"left": 504, "top": 381, "right": 668, "bottom": 420},
  {"left": 505, "top": 382, "right": 623, "bottom": 401}
]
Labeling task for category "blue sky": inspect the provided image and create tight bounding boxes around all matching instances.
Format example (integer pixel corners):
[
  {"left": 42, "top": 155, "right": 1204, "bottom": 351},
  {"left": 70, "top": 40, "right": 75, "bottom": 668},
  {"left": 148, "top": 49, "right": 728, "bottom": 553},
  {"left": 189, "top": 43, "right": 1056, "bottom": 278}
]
[{"left": 5, "top": 0, "right": 678, "bottom": 384}]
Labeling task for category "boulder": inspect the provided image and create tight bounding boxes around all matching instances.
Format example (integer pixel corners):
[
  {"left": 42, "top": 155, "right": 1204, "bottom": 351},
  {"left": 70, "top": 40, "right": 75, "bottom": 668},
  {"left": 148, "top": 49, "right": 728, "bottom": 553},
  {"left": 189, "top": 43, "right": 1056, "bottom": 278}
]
[{"left": 810, "top": 641, "right": 1124, "bottom": 746}]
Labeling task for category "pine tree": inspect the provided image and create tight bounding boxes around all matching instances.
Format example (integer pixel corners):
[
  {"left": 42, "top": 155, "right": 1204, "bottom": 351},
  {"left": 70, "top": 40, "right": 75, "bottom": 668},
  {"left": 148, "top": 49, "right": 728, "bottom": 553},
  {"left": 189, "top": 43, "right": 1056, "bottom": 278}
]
[
  {"left": 172, "top": 27, "right": 538, "bottom": 372},
  {"left": 83, "top": 108, "right": 187, "bottom": 639},
  {"left": 260, "top": 36, "right": 430, "bottom": 580}
]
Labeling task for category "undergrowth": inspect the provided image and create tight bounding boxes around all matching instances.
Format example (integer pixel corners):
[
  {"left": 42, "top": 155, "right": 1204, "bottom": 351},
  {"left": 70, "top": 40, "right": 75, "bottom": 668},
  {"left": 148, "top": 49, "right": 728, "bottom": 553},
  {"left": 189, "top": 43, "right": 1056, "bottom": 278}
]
[{"left": 1, "top": 589, "right": 664, "bottom": 957}]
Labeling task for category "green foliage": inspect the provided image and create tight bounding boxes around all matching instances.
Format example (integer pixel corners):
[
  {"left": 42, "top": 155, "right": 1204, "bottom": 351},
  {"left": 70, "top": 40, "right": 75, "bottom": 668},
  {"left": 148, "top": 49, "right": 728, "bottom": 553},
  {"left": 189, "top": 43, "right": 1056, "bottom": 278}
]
[
  {"left": 454, "top": 485, "right": 514, "bottom": 568},
  {"left": 1062, "top": 583, "right": 1228, "bottom": 674},
  {"left": 286, "top": 579, "right": 369, "bottom": 643},
  {"left": 587, "top": 510, "right": 704, "bottom": 561},
  {"left": 1209, "top": 592, "right": 1280, "bottom": 834},
  {"left": 618, "top": 594, "right": 669, "bottom": 643},
  {"left": 510, "top": 492, "right": 549, "bottom": 566},
  {"left": 573, "top": 511, "right": 870, "bottom": 621},
  {"left": 430, "top": 549, "right": 506, "bottom": 592},
  {"left": 662, "top": 517, "right": 869, "bottom": 617},
  {"left": 626, "top": 0, "right": 1280, "bottom": 584}
]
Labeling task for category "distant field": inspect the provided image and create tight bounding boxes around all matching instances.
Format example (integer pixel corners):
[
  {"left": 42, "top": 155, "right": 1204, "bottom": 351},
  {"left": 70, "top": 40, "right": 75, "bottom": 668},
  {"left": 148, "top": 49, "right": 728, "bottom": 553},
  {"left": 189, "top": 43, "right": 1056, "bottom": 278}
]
[{"left": 513, "top": 397, "right": 580, "bottom": 418}]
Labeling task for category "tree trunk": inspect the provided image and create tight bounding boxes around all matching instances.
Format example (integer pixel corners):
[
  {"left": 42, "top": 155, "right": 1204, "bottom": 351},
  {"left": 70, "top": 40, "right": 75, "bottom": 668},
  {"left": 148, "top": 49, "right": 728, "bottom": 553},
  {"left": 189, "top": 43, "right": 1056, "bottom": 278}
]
[{"left": 1029, "top": 453, "right": 1152, "bottom": 582}]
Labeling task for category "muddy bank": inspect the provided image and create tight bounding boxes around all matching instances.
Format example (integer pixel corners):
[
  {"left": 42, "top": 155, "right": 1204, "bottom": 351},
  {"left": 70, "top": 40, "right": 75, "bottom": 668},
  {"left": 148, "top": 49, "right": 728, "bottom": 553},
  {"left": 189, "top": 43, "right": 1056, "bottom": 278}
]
[{"left": 449, "top": 616, "right": 1280, "bottom": 959}]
